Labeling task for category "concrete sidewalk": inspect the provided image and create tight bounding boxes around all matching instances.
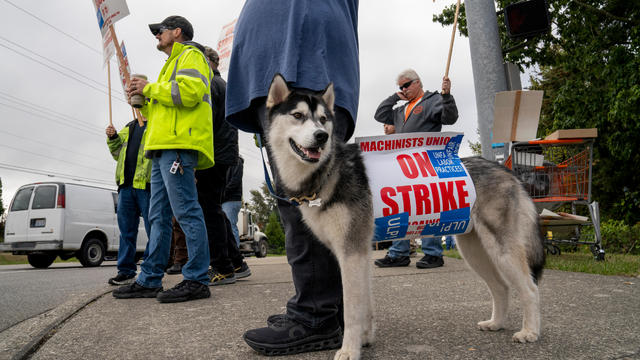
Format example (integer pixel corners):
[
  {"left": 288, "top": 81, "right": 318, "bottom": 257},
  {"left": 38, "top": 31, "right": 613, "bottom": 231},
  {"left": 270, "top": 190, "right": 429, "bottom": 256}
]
[{"left": 2, "top": 251, "right": 639, "bottom": 360}]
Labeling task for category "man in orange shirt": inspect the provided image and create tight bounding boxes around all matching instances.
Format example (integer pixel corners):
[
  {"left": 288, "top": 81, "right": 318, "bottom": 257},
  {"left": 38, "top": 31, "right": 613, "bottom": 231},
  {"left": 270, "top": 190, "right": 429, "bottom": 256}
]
[{"left": 373, "top": 68, "right": 458, "bottom": 269}]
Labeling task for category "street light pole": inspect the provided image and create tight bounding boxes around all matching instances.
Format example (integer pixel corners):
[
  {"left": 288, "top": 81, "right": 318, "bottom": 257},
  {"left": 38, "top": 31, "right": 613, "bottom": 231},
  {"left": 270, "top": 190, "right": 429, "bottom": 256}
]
[{"left": 465, "top": 0, "right": 508, "bottom": 161}]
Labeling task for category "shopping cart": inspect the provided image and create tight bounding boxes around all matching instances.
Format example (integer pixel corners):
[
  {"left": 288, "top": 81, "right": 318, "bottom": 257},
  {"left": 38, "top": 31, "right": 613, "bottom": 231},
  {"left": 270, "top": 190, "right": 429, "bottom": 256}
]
[{"left": 505, "top": 138, "right": 604, "bottom": 260}]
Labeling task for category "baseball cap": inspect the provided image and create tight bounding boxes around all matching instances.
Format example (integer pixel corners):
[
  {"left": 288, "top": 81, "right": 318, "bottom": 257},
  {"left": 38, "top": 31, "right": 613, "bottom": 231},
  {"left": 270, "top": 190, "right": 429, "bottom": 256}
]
[{"left": 149, "top": 16, "right": 193, "bottom": 40}]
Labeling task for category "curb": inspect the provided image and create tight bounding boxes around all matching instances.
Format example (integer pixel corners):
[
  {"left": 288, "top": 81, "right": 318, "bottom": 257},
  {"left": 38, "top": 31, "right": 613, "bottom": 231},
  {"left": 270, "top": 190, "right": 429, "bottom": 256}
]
[{"left": 0, "top": 287, "right": 113, "bottom": 360}]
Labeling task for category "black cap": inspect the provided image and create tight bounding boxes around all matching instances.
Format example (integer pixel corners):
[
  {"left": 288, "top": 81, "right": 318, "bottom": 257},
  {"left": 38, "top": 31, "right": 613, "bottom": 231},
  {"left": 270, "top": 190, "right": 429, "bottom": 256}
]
[{"left": 149, "top": 16, "right": 193, "bottom": 40}]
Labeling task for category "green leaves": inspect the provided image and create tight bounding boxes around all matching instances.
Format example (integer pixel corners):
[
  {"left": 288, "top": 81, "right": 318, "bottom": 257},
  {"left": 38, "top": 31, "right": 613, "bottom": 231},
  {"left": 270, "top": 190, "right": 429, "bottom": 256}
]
[{"left": 435, "top": 0, "right": 640, "bottom": 224}]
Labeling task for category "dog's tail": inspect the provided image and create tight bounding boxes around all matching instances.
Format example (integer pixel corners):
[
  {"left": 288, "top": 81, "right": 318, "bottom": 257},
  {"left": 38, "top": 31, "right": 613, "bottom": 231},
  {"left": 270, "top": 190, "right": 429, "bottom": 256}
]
[{"left": 529, "top": 216, "right": 546, "bottom": 285}]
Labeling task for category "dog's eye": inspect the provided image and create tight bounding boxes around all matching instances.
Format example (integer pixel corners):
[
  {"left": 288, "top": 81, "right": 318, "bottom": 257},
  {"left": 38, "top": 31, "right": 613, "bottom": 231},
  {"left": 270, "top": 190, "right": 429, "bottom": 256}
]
[
  {"left": 292, "top": 112, "right": 304, "bottom": 119},
  {"left": 319, "top": 116, "right": 327, "bottom": 123}
]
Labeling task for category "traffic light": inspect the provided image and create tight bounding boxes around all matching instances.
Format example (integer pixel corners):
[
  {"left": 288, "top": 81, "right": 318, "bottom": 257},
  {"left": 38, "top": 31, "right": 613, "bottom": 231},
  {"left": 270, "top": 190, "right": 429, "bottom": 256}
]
[{"left": 504, "top": 0, "right": 551, "bottom": 39}]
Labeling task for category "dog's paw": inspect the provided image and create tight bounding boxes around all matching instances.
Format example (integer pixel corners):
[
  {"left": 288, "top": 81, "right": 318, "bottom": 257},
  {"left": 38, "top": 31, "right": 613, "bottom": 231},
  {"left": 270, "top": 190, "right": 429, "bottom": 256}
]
[
  {"left": 477, "top": 320, "right": 504, "bottom": 331},
  {"left": 512, "top": 329, "right": 539, "bottom": 343},
  {"left": 334, "top": 348, "right": 360, "bottom": 360}
]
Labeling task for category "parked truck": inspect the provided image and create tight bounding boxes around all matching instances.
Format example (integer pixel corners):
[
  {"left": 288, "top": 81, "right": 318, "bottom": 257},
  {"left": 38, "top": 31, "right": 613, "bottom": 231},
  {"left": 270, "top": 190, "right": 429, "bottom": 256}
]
[
  {"left": 237, "top": 207, "right": 269, "bottom": 258},
  {"left": 1, "top": 182, "right": 148, "bottom": 268}
]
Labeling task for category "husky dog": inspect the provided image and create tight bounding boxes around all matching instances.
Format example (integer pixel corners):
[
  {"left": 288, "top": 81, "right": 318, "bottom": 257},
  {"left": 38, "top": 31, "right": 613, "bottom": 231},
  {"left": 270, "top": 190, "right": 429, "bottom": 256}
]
[{"left": 263, "top": 74, "right": 545, "bottom": 360}]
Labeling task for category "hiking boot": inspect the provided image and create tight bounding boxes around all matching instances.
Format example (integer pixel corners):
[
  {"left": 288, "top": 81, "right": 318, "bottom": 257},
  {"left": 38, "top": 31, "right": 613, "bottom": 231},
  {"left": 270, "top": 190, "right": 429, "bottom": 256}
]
[
  {"left": 244, "top": 316, "right": 342, "bottom": 356},
  {"left": 113, "top": 282, "right": 162, "bottom": 299},
  {"left": 234, "top": 261, "right": 252, "bottom": 279},
  {"left": 208, "top": 269, "right": 236, "bottom": 286},
  {"left": 156, "top": 280, "right": 210, "bottom": 303},
  {"left": 108, "top": 273, "right": 136, "bottom": 286},
  {"left": 166, "top": 263, "right": 183, "bottom": 275},
  {"left": 374, "top": 255, "right": 410, "bottom": 268},
  {"left": 416, "top": 255, "right": 444, "bottom": 269}
]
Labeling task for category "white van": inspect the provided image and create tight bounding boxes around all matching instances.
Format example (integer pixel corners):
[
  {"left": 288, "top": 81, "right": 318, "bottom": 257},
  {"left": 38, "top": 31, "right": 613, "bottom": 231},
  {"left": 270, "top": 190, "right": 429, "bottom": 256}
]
[{"left": 1, "top": 182, "right": 148, "bottom": 268}]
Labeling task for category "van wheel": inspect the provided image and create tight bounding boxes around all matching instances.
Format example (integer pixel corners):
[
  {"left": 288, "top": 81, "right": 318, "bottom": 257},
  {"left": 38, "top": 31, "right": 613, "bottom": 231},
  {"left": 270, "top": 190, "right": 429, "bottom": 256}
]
[
  {"left": 27, "top": 253, "right": 57, "bottom": 269},
  {"left": 255, "top": 238, "right": 268, "bottom": 258},
  {"left": 78, "top": 238, "right": 105, "bottom": 267}
]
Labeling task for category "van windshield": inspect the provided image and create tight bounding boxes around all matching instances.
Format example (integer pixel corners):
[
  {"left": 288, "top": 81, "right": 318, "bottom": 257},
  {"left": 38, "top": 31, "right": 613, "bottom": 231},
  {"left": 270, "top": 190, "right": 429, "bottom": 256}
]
[
  {"left": 32, "top": 185, "right": 57, "bottom": 209},
  {"left": 11, "top": 187, "right": 34, "bottom": 211}
]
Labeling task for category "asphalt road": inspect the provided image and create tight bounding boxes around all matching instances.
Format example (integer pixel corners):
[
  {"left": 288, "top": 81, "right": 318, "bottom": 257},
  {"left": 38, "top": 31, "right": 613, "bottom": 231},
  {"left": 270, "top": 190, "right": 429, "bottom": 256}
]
[{"left": 0, "top": 261, "right": 117, "bottom": 332}]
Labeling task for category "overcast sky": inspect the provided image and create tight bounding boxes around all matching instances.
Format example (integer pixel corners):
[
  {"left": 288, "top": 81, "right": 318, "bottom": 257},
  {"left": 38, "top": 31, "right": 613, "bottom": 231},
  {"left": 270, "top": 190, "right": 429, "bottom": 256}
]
[{"left": 0, "top": 0, "right": 488, "bottom": 209}]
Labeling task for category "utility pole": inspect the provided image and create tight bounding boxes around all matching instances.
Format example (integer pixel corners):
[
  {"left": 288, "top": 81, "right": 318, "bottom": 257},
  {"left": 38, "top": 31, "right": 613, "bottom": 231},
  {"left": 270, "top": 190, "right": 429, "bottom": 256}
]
[{"left": 465, "top": 0, "right": 508, "bottom": 161}]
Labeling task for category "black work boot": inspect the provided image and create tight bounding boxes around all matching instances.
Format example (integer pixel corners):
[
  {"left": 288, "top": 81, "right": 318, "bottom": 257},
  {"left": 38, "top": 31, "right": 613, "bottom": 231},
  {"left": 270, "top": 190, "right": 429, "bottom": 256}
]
[
  {"left": 113, "top": 282, "right": 162, "bottom": 299},
  {"left": 156, "top": 280, "right": 210, "bottom": 303},
  {"left": 244, "top": 316, "right": 342, "bottom": 356}
]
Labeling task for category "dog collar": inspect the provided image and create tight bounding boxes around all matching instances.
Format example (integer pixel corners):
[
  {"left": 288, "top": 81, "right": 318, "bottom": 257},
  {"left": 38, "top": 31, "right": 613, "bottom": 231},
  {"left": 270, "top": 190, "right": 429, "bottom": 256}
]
[{"left": 290, "top": 193, "right": 322, "bottom": 207}]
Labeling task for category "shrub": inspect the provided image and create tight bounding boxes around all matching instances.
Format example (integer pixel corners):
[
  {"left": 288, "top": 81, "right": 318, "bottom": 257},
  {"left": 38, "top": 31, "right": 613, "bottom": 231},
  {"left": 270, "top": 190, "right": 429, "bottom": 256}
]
[
  {"left": 599, "top": 219, "right": 640, "bottom": 255},
  {"left": 264, "top": 211, "right": 285, "bottom": 254}
]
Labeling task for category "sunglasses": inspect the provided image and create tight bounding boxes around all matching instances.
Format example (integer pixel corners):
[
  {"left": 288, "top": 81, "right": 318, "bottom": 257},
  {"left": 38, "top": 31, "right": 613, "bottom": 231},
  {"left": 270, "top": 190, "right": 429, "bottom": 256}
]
[
  {"left": 153, "top": 25, "right": 173, "bottom": 36},
  {"left": 399, "top": 79, "right": 415, "bottom": 90}
]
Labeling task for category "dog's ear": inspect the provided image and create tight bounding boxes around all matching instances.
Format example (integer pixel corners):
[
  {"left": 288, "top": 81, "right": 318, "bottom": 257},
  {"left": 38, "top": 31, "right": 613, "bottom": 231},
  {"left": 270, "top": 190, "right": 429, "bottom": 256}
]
[
  {"left": 266, "top": 73, "right": 291, "bottom": 108},
  {"left": 322, "top": 82, "right": 335, "bottom": 113}
]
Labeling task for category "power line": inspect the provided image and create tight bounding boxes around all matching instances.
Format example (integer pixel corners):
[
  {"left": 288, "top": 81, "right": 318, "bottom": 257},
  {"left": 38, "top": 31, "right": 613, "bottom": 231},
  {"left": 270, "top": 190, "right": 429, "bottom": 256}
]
[
  {"left": 0, "top": 42, "right": 127, "bottom": 103},
  {"left": 0, "top": 92, "right": 106, "bottom": 134},
  {"left": 0, "top": 36, "right": 125, "bottom": 97},
  {"left": 0, "top": 144, "right": 114, "bottom": 176},
  {"left": 0, "top": 129, "right": 113, "bottom": 166},
  {"left": 2, "top": 0, "right": 102, "bottom": 56},
  {"left": 0, "top": 102, "right": 104, "bottom": 138},
  {"left": 0, "top": 162, "right": 113, "bottom": 186}
]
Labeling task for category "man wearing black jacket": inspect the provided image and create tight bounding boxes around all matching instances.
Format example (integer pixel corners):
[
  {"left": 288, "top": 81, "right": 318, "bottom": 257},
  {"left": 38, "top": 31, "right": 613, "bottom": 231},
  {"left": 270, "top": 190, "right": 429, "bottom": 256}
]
[{"left": 196, "top": 46, "right": 250, "bottom": 285}]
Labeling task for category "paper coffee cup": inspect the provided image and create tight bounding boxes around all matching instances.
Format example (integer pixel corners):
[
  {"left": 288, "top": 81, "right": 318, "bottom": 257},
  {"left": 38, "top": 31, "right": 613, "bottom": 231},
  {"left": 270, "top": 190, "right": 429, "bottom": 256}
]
[{"left": 130, "top": 74, "right": 147, "bottom": 108}]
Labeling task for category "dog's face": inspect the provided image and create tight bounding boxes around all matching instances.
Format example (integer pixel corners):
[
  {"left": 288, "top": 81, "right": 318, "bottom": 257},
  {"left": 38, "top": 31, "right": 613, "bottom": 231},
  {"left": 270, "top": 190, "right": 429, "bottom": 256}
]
[{"left": 265, "top": 74, "right": 335, "bottom": 171}]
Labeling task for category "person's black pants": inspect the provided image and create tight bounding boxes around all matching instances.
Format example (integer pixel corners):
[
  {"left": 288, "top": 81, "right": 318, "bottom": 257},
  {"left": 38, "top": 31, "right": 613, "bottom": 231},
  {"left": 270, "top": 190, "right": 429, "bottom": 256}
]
[
  {"left": 196, "top": 164, "right": 244, "bottom": 274},
  {"left": 255, "top": 98, "right": 349, "bottom": 328}
]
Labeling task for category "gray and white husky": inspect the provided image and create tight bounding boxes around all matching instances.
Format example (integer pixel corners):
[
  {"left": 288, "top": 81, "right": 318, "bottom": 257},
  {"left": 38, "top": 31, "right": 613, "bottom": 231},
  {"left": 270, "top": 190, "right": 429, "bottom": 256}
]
[{"left": 264, "top": 74, "right": 545, "bottom": 360}]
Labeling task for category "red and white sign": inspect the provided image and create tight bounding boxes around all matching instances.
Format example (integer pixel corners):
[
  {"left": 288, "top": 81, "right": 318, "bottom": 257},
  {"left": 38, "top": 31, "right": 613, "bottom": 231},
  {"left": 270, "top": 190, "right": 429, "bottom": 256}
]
[
  {"left": 117, "top": 41, "right": 131, "bottom": 93},
  {"left": 92, "top": 0, "right": 130, "bottom": 36},
  {"left": 216, "top": 19, "right": 237, "bottom": 73},
  {"left": 355, "top": 132, "right": 476, "bottom": 241},
  {"left": 101, "top": 28, "right": 115, "bottom": 68}
]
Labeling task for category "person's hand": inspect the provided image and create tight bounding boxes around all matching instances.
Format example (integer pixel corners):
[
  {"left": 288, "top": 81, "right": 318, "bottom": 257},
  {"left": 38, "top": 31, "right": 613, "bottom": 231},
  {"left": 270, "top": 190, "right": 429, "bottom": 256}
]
[
  {"left": 396, "top": 91, "right": 408, "bottom": 101},
  {"left": 106, "top": 124, "right": 116, "bottom": 138},
  {"left": 127, "top": 77, "right": 149, "bottom": 98},
  {"left": 442, "top": 76, "right": 451, "bottom": 95}
]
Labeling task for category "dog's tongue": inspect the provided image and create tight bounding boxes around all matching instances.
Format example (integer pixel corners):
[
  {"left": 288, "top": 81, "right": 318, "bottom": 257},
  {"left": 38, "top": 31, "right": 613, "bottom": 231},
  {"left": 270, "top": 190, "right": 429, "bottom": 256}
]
[{"left": 303, "top": 147, "right": 321, "bottom": 159}]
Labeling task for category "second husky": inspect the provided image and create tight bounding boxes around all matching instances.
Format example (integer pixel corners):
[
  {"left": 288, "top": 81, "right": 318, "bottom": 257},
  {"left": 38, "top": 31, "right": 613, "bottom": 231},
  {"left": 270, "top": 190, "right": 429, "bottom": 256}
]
[{"left": 260, "top": 74, "right": 545, "bottom": 360}]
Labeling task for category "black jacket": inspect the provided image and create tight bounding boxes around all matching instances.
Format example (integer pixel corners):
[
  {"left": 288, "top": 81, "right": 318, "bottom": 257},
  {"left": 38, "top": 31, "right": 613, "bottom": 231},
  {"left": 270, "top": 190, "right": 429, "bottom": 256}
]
[
  {"left": 223, "top": 156, "right": 244, "bottom": 202},
  {"left": 211, "top": 69, "right": 238, "bottom": 165}
]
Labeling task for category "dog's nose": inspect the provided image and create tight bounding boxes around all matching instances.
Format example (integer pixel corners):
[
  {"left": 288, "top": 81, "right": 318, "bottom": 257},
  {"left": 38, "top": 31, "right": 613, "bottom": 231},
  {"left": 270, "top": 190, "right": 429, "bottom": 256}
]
[{"left": 314, "top": 130, "right": 329, "bottom": 145}]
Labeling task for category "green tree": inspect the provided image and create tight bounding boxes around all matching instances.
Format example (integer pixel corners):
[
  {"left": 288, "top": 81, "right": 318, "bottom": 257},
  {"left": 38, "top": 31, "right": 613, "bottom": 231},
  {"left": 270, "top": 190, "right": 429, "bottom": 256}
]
[
  {"left": 248, "top": 182, "right": 278, "bottom": 229},
  {"left": 264, "top": 211, "right": 285, "bottom": 254},
  {"left": 435, "top": 1, "right": 640, "bottom": 224}
]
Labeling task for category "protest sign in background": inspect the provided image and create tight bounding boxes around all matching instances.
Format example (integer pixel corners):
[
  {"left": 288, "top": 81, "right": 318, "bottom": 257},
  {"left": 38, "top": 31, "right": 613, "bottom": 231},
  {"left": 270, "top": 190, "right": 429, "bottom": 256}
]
[
  {"left": 216, "top": 18, "right": 236, "bottom": 74},
  {"left": 356, "top": 132, "right": 476, "bottom": 242}
]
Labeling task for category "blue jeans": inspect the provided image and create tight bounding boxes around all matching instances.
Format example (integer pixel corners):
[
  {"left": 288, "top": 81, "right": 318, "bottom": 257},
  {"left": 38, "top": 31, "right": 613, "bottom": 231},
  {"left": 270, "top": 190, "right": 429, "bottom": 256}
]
[
  {"left": 222, "top": 201, "right": 242, "bottom": 247},
  {"left": 388, "top": 236, "right": 443, "bottom": 258},
  {"left": 137, "top": 150, "right": 210, "bottom": 288},
  {"left": 445, "top": 236, "right": 456, "bottom": 250},
  {"left": 116, "top": 186, "right": 151, "bottom": 277}
]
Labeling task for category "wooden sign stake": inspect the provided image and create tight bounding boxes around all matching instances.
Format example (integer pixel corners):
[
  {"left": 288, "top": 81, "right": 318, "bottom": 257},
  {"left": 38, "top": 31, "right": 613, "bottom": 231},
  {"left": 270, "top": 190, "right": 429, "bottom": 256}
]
[{"left": 444, "top": 0, "right": 461, "bottom": 78}]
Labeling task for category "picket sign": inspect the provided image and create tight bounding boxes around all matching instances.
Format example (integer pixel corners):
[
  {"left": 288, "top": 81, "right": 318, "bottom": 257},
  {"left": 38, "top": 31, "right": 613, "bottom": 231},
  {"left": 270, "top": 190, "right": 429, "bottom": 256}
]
[
  {"left": 216, "top": 18, "right": 237, "bottom": 74},
  {"left": 355, "top": 132, "right": 476, "bottom": 242},
  {"left": 93, "top": 0, "right": 130, "bottom": 36}
]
